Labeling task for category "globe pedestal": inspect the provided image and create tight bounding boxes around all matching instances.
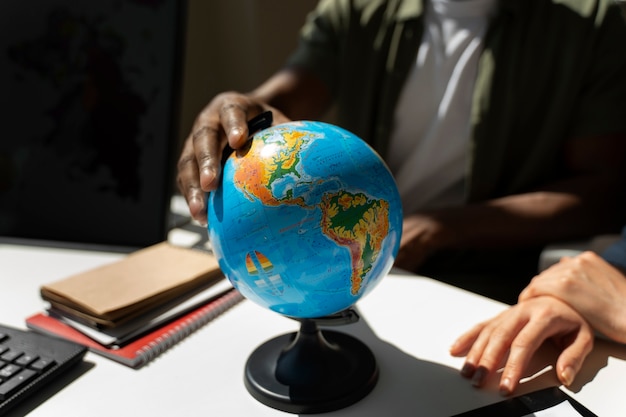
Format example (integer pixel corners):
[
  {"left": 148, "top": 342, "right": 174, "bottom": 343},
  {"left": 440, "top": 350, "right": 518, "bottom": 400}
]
[{"left": 244, "top": 318, "right": 378, "bottom": 414}]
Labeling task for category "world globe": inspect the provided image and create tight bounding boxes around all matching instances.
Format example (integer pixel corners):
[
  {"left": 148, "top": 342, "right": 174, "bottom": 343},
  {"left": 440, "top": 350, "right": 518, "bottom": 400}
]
[{"left": 207, "top": 120, "right": 402, "bottom": 319}]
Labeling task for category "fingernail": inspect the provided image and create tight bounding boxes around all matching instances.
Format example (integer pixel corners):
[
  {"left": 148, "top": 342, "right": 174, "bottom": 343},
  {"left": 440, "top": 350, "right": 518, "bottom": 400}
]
[
  {"left": 200, "top": 167, "right": 216, "bottom": 189},
  {"left": 460, "top": 362, "right": 476, "bottom": 378},
  {"left": 188, "top": 194, "right": 204, "bottom": 215},
  {"left": 561, "top": 366, "right": 575, "bottom": 386},
  {"left": 499, "top": 377, "right": 513, "bottom": 396},
  {"left": 471, "top": 366, "right": 487, "bottom": 387},
  {"left": 189, "top": 194, "right": 203, "bottom": 208},
  {"left": 201, "top": 166, "right": 215, "bottom": 180},
  {"left": 230, "top": 127, "right": 243, "bottom": 141}
]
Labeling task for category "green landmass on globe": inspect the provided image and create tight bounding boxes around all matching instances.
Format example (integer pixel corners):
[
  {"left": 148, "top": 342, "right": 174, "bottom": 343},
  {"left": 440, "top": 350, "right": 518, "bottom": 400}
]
[{"left": 320, "top": 191, "right": 389, "bottom": 295}]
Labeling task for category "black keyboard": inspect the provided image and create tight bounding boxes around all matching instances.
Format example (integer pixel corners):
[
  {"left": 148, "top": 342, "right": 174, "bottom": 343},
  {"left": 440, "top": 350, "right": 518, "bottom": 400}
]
[{"left": 0, "top": 324, "right": 87, "bottom": 415}]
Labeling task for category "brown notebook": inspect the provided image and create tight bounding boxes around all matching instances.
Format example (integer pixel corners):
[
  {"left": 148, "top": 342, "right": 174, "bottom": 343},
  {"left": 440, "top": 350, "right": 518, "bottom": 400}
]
[{"left": 40, "top": 242, "right": 224, "bottom": 328}]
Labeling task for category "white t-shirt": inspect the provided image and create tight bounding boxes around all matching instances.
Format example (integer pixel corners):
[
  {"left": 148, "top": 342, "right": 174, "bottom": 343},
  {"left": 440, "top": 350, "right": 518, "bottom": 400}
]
[{"left": 387, "top": 0, "right": 496, "bottom": 214}]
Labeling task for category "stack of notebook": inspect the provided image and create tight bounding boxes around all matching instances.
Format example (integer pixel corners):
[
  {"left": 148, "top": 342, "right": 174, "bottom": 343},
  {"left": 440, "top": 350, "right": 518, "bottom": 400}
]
[{"left": 26, "top": 242, "right": 243, "bottom": 369}]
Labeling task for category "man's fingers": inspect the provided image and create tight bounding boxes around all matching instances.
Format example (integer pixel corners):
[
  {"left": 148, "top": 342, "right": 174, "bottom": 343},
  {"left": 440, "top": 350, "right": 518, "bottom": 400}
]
[
  {"left": 176, "top": 92, "right": 272, "bottom": 225},
  {"left": 190, "top": 124, "right": 223, "bottom": 192},
  {"left": 177, "top": 137, "right": 208, "bottom": 224},
  {"left": 219, "top": 100, "right": 256, "bottom": 149}
]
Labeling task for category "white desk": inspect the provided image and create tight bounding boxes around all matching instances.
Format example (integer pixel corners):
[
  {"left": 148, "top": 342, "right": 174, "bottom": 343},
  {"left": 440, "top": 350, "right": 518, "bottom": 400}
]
[{"left": 2, "top": 243, "right": 626, "bottom": 416}]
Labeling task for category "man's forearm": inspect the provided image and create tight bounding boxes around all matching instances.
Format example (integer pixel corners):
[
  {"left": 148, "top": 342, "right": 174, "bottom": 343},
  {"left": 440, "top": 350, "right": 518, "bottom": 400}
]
[
  {"left": 248, "top": 68, "right": 331, "bottom": 122},
  {"left": 428, "top": 176, "right": 626, "bottom": 250}
]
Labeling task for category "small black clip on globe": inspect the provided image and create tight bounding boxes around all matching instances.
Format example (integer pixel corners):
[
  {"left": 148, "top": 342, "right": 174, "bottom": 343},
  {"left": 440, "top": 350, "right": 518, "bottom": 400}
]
[
  {"left": 221, "top": 110, "right": 274, "bottom": 166},
  {"left": 247, "top": 110, "right": 273, "bottom": 137}
]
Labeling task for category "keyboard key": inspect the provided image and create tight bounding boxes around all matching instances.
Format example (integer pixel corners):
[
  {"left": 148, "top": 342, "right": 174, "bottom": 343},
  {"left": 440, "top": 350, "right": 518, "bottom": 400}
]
[
  {"left": 0, "top": 364, "right": 21, "bottom": 380},
  {"left": 1, "top": 350, "right": 23, "bottom": 362},
  {"left": 0, "top": 369, "right": 37, "bottom": 400},
  {"left": 15, "top": 353, "right": 38, "bottom": 367},
  {"left": 29, "top": 358, "right": 56, "bottom": 373}
]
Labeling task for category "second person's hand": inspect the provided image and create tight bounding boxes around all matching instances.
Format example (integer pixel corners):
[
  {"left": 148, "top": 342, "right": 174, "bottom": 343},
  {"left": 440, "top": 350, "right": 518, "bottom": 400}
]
[
  {"left": 450, "top": 296, "right": 594, "bottom": 396},
  {"left": 519, "top": 251, "right": 626, "bottom": 343}
]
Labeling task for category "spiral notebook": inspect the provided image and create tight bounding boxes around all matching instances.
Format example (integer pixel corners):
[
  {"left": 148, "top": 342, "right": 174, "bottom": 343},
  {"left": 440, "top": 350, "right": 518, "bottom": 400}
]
[{"left": 25, "top": 288, "right": 244, "bottom": 369}]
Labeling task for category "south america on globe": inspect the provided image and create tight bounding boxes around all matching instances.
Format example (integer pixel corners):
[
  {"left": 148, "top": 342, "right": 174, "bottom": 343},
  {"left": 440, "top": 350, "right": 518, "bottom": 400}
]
[{"left": 208, "top": 120, "right": 402, "bottom": 319}]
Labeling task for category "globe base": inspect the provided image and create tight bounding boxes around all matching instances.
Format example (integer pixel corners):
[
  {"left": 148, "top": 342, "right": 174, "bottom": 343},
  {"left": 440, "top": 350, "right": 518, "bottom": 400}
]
[{"left": 244, "top": 319, "right": 378, "bottom": 414}]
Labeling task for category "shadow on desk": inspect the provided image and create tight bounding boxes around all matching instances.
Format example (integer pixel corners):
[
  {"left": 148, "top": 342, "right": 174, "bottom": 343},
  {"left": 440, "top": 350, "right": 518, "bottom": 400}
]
[
  {"left": 4, "top": 361, "right": 95, "bottom": 417},
  {"left": 315, "top": 312, "right": 559, "bottom": 417},
  {"left": 568, "top": 337, "right": 626, "bottom": 394}
]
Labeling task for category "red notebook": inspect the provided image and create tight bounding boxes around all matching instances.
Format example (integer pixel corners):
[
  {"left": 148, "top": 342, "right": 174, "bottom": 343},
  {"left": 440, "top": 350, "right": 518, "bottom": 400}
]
[{"left": 26, "top": 289, "right": 244, "bottom": 369}]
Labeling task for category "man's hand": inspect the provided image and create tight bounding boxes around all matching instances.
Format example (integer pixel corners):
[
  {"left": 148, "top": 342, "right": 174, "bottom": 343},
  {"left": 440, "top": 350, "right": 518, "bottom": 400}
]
[
  {"left": 176, "top": 92, "right": 288, "bottom": 224},
  {"left": 394, "top": 213, "right": 449, "bottom": 271},
  {"left": 176, "top": 68, "right": 330, "bottom": 225}
]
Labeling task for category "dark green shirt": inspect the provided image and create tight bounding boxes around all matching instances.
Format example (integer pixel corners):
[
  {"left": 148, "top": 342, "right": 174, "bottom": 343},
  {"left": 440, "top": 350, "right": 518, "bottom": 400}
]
[{"left": 286, "top": 0, "right": 626, "bottom": 202}]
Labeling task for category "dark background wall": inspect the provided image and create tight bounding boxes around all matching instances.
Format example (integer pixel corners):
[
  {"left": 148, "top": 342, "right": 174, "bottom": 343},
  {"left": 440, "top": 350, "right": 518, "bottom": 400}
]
[{"left": 178, "top": 0, "right": 319, "bottom": 147}]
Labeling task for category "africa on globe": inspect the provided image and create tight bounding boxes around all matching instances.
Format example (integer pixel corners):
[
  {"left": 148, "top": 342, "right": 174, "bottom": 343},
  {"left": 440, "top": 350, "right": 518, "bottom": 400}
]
[{"left": 207, "top": 120, "right": 402, "bottom": 318}]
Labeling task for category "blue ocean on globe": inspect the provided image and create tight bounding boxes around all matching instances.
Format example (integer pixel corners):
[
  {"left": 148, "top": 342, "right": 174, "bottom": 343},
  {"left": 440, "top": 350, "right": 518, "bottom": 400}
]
[{"left": 208, "top": 121, "right": 402, "bottom": 318}]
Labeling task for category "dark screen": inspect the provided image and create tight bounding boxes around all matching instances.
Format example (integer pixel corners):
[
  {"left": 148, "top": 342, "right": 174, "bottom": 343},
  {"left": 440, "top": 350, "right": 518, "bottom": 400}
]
[{"left": 0, "top": 0, "right": 184, "bottom": 249}]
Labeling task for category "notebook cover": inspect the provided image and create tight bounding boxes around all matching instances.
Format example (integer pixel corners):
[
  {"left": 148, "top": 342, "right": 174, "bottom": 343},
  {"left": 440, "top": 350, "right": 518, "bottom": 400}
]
[{"left": 39, "top": 242, "right": 222, "bottom": 326}]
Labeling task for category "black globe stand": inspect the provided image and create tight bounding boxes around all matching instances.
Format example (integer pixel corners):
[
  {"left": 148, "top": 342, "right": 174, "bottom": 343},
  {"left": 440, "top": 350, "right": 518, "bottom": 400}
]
[{"left": 244, "top": 312, "right": 378, "bottom": 414}]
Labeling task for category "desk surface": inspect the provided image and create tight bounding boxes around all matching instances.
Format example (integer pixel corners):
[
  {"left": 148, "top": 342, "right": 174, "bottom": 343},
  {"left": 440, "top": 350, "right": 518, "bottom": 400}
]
[{"left": 2, "top": 243, "right": 625, "bottom": 416}]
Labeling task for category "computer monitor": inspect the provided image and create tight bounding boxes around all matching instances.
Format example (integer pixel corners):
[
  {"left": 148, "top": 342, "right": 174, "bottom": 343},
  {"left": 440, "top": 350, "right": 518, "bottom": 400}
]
[{"left": 0, "top": 0, "right": 186, "bottom": 251}]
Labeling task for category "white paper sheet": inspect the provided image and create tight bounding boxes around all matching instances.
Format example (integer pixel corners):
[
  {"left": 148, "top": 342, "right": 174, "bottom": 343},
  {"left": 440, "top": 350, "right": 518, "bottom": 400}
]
[{"left": 523, "top": 401, "right": 584, "bottom": 417}]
